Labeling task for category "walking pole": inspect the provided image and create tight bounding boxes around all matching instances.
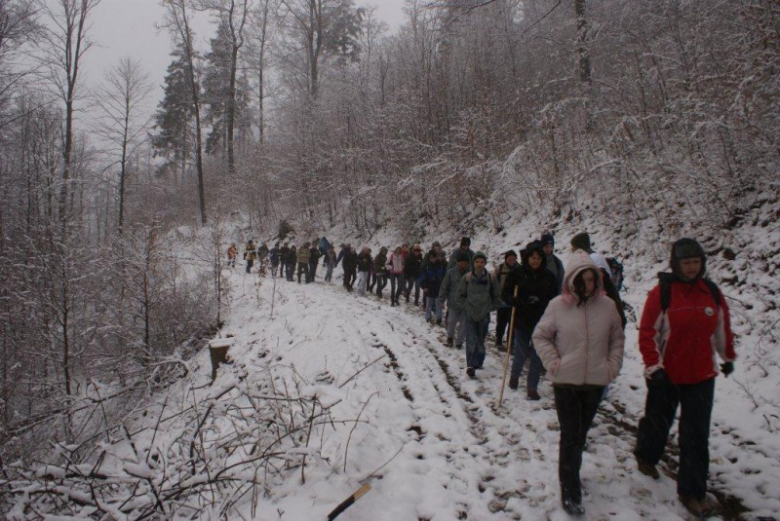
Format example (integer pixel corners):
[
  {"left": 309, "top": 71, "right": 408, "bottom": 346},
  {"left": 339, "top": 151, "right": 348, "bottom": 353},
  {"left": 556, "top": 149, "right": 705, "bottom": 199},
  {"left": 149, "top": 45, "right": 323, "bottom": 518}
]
[{"left": 497, "top": 286, "right": 519, "bottom": 408}]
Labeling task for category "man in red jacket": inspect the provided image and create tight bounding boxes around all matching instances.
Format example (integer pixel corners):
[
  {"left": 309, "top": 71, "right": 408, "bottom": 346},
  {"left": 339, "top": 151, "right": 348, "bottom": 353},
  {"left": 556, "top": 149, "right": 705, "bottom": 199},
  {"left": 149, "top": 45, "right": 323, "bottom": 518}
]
[{"left": 634, "top": 238, "right": 736, "bottom": 518}]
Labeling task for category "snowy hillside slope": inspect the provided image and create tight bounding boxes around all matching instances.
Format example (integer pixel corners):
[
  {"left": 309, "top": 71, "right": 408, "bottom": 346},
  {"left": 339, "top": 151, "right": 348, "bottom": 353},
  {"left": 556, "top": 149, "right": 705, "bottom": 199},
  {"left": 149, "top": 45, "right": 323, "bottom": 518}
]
[{"left": 6, "top": 202, "right": 780, "bottom": 520}]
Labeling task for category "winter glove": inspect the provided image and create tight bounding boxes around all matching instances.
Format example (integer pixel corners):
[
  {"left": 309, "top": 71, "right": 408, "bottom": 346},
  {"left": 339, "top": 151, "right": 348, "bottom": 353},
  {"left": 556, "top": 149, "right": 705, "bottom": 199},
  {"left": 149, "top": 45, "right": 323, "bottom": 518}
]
[
  {"left": 649, "top": 368, "right": 669, "bottom": 386},
  {"left": 720, "top": 362, "right": 734, "bottom": 377}
]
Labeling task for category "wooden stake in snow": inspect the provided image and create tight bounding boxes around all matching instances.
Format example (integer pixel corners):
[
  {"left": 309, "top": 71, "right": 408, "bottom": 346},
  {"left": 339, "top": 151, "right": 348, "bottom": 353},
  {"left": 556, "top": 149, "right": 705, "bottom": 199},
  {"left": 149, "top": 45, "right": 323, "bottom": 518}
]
[
  {"left": 327, "top": 484, "right": 371, "bottom": 520},
  {"left": 208, "top": 337, "right": 234, "bottom": 381},
  {"left": 497, "top": 287, "right": 519, "bottom": 408}
]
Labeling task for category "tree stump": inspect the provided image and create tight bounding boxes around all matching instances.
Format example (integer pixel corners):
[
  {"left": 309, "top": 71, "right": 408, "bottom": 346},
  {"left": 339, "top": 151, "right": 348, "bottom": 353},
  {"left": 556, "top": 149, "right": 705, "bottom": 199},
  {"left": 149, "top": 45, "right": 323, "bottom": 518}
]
[{"left": 208, "top": 338, "right": 234, "bottom": 381}]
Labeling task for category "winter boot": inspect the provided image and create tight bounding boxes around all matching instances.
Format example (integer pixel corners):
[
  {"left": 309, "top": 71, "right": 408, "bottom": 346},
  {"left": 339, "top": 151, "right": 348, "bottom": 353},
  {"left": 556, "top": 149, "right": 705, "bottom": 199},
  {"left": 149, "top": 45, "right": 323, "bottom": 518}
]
[
  {"left": 527, "top": 389, "right": 541, "bottom": 401},
  {"left": 466, "top": 367, "right": 476, "bottom": 378},
  {"left": 509, "top": 375, "right": 519, "bottom": 390},
  {"left": 446, "top": 337, "right": 454, "bottom": 347},
  {"left": 679, "top": 496, "right": 712, "bottom": 518},
  {"left": 562, "top": 497, "right": 585, "bottom": 516},
  {"left": 635, "top": 456, "right": 660, "bottom": 479}
]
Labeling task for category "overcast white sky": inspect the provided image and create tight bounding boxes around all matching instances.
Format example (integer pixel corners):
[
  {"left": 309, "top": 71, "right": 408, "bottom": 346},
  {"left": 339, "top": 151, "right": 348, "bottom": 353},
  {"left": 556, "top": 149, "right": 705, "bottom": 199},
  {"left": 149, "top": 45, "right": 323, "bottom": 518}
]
[{"left": 84, "top": 0, "right": 407, "bottom": 104}]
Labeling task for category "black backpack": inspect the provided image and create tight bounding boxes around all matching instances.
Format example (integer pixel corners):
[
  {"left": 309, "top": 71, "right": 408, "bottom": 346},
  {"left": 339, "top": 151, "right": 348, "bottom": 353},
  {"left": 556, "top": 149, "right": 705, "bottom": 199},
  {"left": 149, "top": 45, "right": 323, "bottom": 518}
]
[
  {"left": 658, "top": 273, "right": 721, "bottom": 312},
  {"left": 607, "top": 257, "right": 625, "bottom": 292}
]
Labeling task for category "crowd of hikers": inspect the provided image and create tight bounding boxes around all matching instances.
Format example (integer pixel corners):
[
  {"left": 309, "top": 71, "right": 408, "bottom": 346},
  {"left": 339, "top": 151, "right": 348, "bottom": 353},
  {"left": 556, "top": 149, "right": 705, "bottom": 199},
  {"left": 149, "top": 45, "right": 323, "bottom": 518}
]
[{"left": 230, "top": 233, "right": 736, "bottom": 518}]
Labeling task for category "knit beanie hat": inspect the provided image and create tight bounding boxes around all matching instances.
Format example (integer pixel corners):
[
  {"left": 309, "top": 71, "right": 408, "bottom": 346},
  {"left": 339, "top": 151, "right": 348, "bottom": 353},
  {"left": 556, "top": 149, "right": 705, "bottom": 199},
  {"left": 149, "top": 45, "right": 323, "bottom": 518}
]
[
  {"left": 460, "top": 237, "right": 471, "bottom": 247},
  {"left": 670, "top": 238, "right": 706, "bottom": 278},
  {"left": 541, "top": 233, "right": 554, "bottom": 246},
  {"left": 473, "top": 251, "right": 487, "bottom": 262},
  {"left": 504, "top": 249, "right": 518, "bottom": 260},
  {"left": 456, "top": 251, "right": 470, "bottom": 263},
  {"left": 570, "top": 232, "right": 592, "bottom": 253}
]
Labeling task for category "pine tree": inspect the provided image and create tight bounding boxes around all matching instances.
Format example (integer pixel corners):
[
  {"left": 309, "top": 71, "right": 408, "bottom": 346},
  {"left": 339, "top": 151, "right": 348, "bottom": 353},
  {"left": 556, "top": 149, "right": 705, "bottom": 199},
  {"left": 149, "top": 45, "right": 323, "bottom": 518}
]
[{"left": 152, "top": 44, "right": 194, "bottom": 180}]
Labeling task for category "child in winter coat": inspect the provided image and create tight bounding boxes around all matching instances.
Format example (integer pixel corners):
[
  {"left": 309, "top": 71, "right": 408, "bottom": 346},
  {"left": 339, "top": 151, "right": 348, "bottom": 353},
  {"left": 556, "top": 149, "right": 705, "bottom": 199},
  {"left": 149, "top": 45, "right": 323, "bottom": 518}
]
[
  {"left": 456, "top": 251, "right": 503, "bottom": 377},
  {"left": 533, "top": 251, "right": 625, "bottom": 516}
]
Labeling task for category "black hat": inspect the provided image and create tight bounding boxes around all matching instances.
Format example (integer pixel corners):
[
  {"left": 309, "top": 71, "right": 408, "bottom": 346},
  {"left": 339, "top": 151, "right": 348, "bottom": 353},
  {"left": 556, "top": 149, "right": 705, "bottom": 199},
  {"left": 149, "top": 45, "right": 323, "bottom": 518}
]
[
  {"left": 456, "top": 251, "right": 470, "bottom": 263},
  {"left": 570, "top": 232, "right": 592, "bottom": 253},
  {"left": 670, "top": 238, "right": 706, "bottom": 279},
  {"left": 504, "top": 249, "right": 518, "bottom": 259},
  {"left": 522, "top": 241, "right": 547, "bottom": 269},
  {"left": 541, "top": 233, "right": 554, "bottom": 246},
  {"left": 460, "top": 237, "right": 471, "bottom": 247}
]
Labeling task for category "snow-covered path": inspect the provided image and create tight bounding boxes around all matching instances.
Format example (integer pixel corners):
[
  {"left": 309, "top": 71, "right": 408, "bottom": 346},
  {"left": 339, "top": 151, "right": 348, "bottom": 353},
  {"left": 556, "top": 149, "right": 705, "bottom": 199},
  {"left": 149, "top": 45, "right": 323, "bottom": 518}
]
[{"left": 216, "top": 269, "right": 779, "bottom": 521}]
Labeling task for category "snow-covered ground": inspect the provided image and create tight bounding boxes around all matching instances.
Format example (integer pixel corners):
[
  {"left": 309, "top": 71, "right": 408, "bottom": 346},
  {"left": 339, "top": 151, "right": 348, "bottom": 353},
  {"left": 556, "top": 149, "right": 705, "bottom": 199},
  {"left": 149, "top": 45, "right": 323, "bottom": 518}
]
[
  {"left": 11, "top": 221, "right": 778, "bottom": 520},
  {"left": 197, "top": 260, "right": 778, "bottom": 520}
]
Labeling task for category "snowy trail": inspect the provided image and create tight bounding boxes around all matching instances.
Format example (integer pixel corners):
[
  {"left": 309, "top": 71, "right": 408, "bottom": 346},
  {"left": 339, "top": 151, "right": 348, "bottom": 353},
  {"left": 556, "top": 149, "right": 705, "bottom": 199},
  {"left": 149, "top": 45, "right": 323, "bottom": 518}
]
[{"left": 216, "top": 270, "right": 777, "bottom": 520}]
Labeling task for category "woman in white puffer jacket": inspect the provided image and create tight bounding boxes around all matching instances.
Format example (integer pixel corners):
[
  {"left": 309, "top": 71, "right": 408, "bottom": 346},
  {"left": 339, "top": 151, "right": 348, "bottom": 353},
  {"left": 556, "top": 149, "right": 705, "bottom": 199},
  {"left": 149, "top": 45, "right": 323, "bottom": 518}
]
[{"left": 533, "top": 250, "right": 625, "bottom": 516}]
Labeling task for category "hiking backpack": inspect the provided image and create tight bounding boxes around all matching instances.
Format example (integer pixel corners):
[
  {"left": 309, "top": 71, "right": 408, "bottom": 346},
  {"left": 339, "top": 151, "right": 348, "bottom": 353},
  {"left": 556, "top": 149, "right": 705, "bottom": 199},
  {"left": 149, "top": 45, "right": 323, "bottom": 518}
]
[{"left": 606, "top": 257, "right": 625, "bottom": 292}]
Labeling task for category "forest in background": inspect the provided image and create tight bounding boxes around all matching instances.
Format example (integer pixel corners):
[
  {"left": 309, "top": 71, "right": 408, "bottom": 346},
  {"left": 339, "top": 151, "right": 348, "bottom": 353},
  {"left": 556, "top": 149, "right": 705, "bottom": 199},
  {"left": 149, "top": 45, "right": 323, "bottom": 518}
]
[{"left": 0, "top": 0, "right": 778, "bottom": 487}]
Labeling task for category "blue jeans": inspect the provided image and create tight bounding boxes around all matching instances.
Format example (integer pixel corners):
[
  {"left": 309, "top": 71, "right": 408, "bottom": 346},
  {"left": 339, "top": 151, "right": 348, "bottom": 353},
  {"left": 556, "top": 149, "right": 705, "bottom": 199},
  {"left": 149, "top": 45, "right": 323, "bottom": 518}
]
[
  {"left": 465, "top": 315, "right": 490, "bottom": 369},
  {"left": 511, "top": 327, "right": 543, "bottom": 391},
  {"left": 425, "top": 297, "right": 442, "bottom": 322},
  {"left": 388, "top": 273, "right": 403, "bottom": 301}
]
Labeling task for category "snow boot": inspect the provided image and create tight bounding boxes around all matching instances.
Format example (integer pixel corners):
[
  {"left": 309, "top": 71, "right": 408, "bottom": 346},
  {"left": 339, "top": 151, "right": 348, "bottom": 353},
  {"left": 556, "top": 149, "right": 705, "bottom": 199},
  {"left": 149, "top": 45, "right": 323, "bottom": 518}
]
[
  {"left": 635, "top": 456, "right": 660, "bottom": 479},
  {"left": 446, "top": 337, "right": 454, "bottom": 347},
  {"left": 509, "top": 375, "right": 519, "bottom": 390},
  {"left": 527, "top": 389, "right": 541, "bottom": 401},
  {"left": 679, "top": 496, "right": 712, "bottom": 518},
  {"left": 562, "top": 497, "right": 585, "bottom": 516},
  {"left": 466, "top": 367, "right": 476, "bottom": 378},
  {"left": 456, "top": 343, "right": 463, "bottom": 349}
]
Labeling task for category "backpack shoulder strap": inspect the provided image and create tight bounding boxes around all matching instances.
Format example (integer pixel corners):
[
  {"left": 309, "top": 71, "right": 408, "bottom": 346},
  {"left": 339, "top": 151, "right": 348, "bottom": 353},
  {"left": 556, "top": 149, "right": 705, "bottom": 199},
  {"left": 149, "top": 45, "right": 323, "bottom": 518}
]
[
  {"left": 658, "top": 272, "right": 672, "bottom": 312},
  {"left": 703, "top": 278, "right": 722, "bottom": 309}
]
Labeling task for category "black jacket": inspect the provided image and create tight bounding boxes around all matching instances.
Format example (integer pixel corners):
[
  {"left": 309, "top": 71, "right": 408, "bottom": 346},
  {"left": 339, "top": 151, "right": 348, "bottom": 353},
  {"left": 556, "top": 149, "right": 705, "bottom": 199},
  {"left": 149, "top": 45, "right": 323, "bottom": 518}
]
[
  {"left": 404, "top": 252, "right": 423, "bottom": 278},
  {"left": 502, "top": 265, "right": 559, "bottom": 332}
]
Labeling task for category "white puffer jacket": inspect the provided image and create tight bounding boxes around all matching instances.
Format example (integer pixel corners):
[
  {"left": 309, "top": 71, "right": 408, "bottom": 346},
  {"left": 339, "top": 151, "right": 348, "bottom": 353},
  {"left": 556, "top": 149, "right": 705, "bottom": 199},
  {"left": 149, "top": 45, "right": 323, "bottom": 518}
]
[{"left": 533, "top": 251, "right": 625, "bottom": 386}]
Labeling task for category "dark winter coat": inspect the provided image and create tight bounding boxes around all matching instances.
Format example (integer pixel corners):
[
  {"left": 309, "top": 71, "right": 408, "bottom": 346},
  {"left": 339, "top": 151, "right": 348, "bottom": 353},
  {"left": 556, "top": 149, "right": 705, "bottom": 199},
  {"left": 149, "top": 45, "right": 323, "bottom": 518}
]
[
  {"left": 502, "top": 264, "right": 559, "bottom": 333},
  {"left": 374, "top": 248, "right": 388, "bottom": 275},
  {"left": 404, "top": 251, "right": 423, "bottom": 278},
  {"left": 287, "top": 247, "right": 297, "bottom": 266},
  {"left": 280, "top": 246, "right": 290, "bottom": 264},
  {"left": 357, "top": 252, "right": 373, "bottom": 272},
  {"left": 270, "top": 247, "right": 280, "bottom": 266},
  {"left": 309, "top": 247, "right": 321, "bottom": 266},
  {"left": 342, "top": 250, "right": 358, "bottom": 272},
  {"left": 419, "top": 257, "right": 448, "bottom": 299}
]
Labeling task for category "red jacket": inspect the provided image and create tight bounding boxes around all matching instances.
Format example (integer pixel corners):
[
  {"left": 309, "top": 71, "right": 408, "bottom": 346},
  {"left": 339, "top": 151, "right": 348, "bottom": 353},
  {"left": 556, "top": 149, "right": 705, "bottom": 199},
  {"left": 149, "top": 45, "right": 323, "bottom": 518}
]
[{"left": 639, "top": 278, "right": 736, "bottom": 384}]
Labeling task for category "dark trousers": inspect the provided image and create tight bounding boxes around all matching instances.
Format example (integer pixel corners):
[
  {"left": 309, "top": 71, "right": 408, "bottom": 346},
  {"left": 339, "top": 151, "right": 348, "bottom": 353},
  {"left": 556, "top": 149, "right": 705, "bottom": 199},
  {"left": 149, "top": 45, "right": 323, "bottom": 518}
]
[
  {"left": 286, "top": 263, "right": 294, "bottom": 281},
  {"left": 635, "top": 377, "right": 714, "bottom": 499},
  {"left": 465, "top": 315, "right": 490, "bottom": 369},
  {"left": 308, "top": 261, "right": 317, "bottom": 282},
  {"left": 554, "top": 385, "right": 604, "bottom": 504},
  {"left": 388, "top": 273, "right": 403, "bottom": 302},
  {"left": 246, "top": 259, "right": 254, "bottom": 273},
  {"left": 343, "top": 269, "right": 356, "bottom": 291},
  {"left": 271, "top": 261, "right": 279, "bottom": 276},
  {"left": 496, "top": 307, "right": 512, "bottom": 343},
  {"left": 375, "top": 274, "right": 387, "bottom": 296},
  {"left": 297, "top": 262, "right": 308, "bottom": 283},
  {"left": 405, "top": 275, "right": 420, "bottom": 303}
]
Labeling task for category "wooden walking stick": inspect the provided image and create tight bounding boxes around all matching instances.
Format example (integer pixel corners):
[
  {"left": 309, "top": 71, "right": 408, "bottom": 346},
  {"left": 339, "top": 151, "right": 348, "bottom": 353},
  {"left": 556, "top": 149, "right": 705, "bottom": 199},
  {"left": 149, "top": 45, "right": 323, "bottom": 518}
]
[
  {"left": 497, "top": 286, "right": 519, "bottom": 408},
  {"left": 327, "top": 483, "right": 372, "bottom": 520}
]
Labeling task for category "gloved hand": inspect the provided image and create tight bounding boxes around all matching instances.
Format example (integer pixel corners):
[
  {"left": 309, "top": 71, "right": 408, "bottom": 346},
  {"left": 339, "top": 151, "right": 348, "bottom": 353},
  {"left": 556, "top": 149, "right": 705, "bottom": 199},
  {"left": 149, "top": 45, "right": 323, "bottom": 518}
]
[
  {"left": 721, "top": 362, "right": 734, "bottom": 377},
  {"left": 649, "top": 369, "right": 669, "bottom": 386}
]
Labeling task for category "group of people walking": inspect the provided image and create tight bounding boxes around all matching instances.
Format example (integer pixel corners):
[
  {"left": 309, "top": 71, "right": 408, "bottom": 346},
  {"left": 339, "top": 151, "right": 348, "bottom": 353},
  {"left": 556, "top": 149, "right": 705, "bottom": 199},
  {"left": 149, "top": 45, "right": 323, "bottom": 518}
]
[{"left": 229, "top": 232, "right": 736, "bottom": 518}]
